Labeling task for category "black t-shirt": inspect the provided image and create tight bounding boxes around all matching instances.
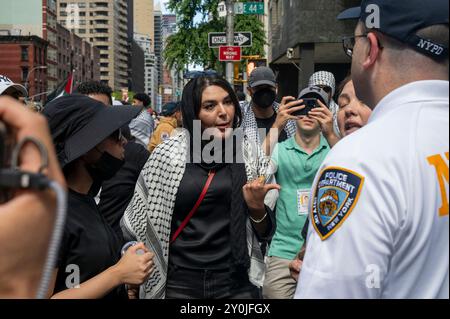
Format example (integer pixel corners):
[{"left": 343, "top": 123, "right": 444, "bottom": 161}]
[
  {"left": 98, "top": 141, "right": 150, "bottom": 241},
  {"left": 255, "top": 113, "right": 288, "bottom": 143},
  {"left": 169, "top": 164, "right": 232, "bottom": 270},
  {"left": 55, "top": 190, "right": 127, "bottom": 299}
]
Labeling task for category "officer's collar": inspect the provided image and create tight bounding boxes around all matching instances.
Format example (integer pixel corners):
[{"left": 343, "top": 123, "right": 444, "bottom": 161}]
[{"left": 369, "top": 80, "right": 449, "bottom": 124}]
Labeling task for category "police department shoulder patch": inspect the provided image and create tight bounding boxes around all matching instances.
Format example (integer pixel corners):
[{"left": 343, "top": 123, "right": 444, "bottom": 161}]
[{"left": 311, "top": 167, "right": 365, "bottom": 240}]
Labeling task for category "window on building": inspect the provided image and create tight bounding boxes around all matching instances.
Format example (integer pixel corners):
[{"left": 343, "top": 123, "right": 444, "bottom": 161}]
[
  {"left": 21, "top": 67, "right": 29, "bottom": 82},
  {"left": 79, "top": 11, "right": 86, "bottom": 16},
  {"left": 21, "top": 46, "right": 29, "bottom": 61},
  {"left": 78, "top": 29, "right": 86, "bottom": 34}
]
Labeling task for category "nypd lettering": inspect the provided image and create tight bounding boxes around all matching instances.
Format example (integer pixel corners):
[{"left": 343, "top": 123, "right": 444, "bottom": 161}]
[
  {"left": 311, "top": 167, "right": 365, "bottom": 240},
  {"left": 417, "top": 39, "right": 445, "bottom": 56}
]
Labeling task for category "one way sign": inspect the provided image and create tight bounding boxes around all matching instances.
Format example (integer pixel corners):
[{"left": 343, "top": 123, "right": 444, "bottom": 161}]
[{"left": 208, "top": 32, "right": 253, "bottom": 48}]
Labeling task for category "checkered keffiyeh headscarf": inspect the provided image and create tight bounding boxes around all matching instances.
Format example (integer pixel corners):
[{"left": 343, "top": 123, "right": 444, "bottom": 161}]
[{"left": 309, "top": 71, "right": 336, "bottom": 96}]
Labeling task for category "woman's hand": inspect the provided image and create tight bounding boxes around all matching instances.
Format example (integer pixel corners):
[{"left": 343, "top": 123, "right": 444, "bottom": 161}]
[
  {"left": 113, "top": 243, "right": 155, "bottom": 286},
  {"left": 289, "top": 258, "right": 303, "bottom": 282},
  {"left": 243, "top": 178, "right": 281, "bottom": 212}
]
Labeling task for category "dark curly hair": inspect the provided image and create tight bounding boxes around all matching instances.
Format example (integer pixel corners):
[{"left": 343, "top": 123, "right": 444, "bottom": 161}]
[
  {"left": 75, "top": 81, "right": 113, "bottom": 105},
  {"left": 133, "top": 93, "right": 151, "bottom": 108}
]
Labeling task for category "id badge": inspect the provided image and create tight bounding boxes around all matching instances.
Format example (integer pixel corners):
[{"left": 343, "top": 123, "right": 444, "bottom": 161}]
[{"left": 297, "top": 189, "right": 310, "bottom": 216}]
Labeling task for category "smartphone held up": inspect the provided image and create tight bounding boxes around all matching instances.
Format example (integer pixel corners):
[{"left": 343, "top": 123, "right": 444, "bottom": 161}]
[{"left": 293, "top": 86, "right": 330, "bottom": 117}]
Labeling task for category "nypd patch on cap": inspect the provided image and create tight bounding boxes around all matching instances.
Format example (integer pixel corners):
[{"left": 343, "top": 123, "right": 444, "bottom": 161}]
[{"left": 338, "top": 0, "right": 449, "bottom": 60}]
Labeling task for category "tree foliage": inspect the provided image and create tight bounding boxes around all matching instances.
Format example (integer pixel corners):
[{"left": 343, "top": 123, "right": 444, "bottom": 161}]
[{"left": 164, "top": 0, "right": 266, "bottom": 73}]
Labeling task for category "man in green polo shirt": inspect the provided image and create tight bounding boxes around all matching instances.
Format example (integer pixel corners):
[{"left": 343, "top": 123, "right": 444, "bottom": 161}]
[{"left": 263, "top": 110, "right": 330, "bottom": 299}]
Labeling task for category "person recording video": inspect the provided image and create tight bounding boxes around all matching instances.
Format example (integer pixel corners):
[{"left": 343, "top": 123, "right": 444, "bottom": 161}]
[
  {"left": 0, "top": 95, "right": 66, "bottom": 298},
  {"left": 262, "top": 86, "right": 332, "bottom": 299}
]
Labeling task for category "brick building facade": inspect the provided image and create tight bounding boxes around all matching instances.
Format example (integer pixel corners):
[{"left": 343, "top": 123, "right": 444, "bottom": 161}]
[{"left": 0, "top": 35, "right": 48, "bottom": 101}]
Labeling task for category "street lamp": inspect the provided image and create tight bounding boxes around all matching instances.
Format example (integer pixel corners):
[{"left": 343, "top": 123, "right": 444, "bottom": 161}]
[{"left": 25, "top": 65, "right": 47, "bottom": 97}]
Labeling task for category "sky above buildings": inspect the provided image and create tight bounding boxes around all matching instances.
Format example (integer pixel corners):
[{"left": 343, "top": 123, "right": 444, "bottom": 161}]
[{"left": 159, "top": 0, "right": 171, "bottom": 13}]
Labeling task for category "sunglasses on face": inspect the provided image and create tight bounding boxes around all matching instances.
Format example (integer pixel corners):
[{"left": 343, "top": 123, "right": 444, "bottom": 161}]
[{"left": 342, "top": 33, "right": 384, "bottom": 58}]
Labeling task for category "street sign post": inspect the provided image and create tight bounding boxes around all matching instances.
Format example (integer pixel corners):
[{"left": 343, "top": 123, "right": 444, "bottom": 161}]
[
  {"left": 208, "top": 32, "right": 253, "bottom": 48},
  {"left": 219, "top": 46, "right": 242, "bottom": 62}
]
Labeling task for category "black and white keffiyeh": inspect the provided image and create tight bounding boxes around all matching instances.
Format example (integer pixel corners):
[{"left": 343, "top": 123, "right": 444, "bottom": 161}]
[{"left": 121, "top": 130, "right": 277, "bottom": 299}]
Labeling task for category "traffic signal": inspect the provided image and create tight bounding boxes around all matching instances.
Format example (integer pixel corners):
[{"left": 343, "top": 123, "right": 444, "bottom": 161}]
[{"left": 247, "top": 58, "right": 267, "bottom": 77}]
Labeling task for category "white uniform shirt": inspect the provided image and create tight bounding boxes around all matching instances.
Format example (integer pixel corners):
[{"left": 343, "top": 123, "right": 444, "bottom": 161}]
[{"left": 295, "top": 81, "right": 449, "bottom": 299}]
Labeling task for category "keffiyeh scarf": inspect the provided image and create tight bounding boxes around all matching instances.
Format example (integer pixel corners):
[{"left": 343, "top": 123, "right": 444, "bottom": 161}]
[{"left": 121, "top": 130, "right": 277, "bottom": 299}]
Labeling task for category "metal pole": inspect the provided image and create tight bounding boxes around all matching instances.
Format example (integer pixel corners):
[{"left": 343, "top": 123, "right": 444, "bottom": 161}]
[
  {"left": 226, "top": 0, "right": 234, "bottom": 85},
  {"left": 25, "top": 66, "right": 47, "bottom": 96}
]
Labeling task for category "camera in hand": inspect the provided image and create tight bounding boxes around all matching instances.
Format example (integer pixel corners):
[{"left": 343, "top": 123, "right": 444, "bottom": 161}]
[{"left": 293, "top": 86, "right": 330, "bottom": 117}]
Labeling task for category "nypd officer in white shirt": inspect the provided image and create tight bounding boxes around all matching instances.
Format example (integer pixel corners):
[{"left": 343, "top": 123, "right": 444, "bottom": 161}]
[{"left": 295, "top": 0, "right": 449, "bottom": 299}]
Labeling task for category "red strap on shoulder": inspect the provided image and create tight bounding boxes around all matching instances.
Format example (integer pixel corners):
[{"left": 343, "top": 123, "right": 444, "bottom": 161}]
[{"left": 170, "top": 170, "right": 216, "bottom": 244}]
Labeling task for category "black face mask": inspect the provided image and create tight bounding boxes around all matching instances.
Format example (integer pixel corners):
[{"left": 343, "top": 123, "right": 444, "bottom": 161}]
[
  {"left": 86, "top": 151, "right": 125, "bottom": 186},
  {"left": 252, "top": 88, "right": 277, "bottom": 109}
]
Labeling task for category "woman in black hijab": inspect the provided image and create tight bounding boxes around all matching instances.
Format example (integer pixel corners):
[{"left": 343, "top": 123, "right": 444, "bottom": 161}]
[{"left": 122, "top": 74, "right": 279, "bottom": 299}]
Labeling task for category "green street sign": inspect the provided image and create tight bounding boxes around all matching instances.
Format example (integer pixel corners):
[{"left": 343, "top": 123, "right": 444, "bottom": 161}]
[
  {"left": 243, "top": 2, "right": 264, "bottom": 15},
  {"left": 235, "top": 2, "right": 264, "bottom": 15}
]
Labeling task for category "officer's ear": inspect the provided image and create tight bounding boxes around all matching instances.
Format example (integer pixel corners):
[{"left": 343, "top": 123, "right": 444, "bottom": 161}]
[{"left": 363, "top": 32, "right": 383, "bottom": 69}]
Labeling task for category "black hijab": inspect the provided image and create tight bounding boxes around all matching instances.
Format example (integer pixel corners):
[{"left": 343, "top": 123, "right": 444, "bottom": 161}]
[{"left": 180, "top": 75, "right": 250, "bottom": 281}]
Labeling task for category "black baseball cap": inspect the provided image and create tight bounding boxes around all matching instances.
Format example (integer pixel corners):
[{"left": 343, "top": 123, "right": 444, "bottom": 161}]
[
  {"left": 298, "top": 86, "right": 330, "bottom": 106},
  {"left": 338, "top": 0, "right": 449, "bottom": 60},
  {"left": 43, "top": 94, "right": 141, "bottom": 168},
  {"left": 248, "top": 67, "right": 277, "bottom": 88},
  {"left": 161, "top": 102, "right": 180, "bottom": 116}
]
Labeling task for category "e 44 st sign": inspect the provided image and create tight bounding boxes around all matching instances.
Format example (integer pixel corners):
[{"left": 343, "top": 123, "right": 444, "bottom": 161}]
[{"left": 235, "top": 2, "right": 265, "bottom": 15}]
